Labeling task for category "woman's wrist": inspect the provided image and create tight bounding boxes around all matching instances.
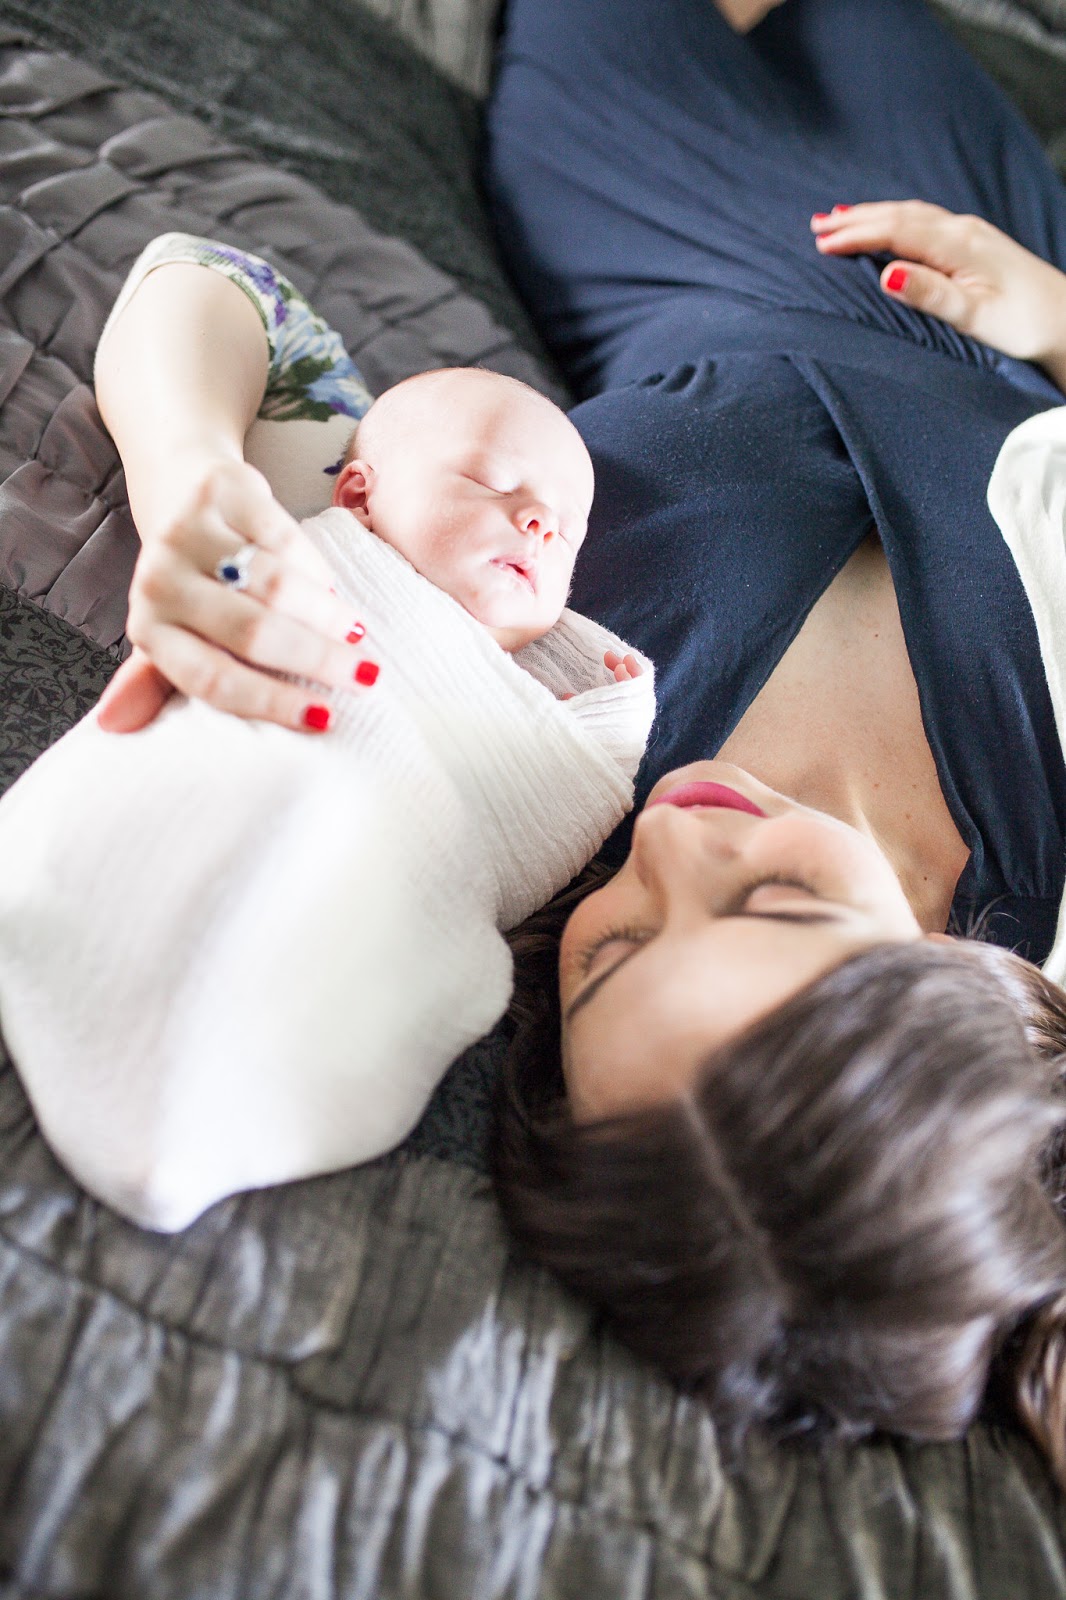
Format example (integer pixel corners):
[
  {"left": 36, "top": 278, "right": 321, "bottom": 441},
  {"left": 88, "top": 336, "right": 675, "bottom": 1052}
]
[
  {"left": 124, "top": 438, "right": 248, "bottom": 547},
  {"left": 1040, "top": 326, "right": 1066, "bottom": 396},
  {"left": 1032, "top": 262, "right": 1066, "bottom": 394},
  {"left": 1045, "top": 354, "right": 1066, "bottom": 396}
]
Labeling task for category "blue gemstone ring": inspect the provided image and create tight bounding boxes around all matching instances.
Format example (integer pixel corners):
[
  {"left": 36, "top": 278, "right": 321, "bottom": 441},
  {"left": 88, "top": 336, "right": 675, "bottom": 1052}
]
[{"left": 214, "top": 543, "right": 257, "bottom": 591}]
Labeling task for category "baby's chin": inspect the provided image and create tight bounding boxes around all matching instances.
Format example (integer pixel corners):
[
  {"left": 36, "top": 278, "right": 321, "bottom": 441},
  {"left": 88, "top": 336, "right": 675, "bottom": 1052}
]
[
  {"left": 454, "top": 566, "right": 569, "bottom": 650},
  {"left": 484, "top": 616, "right": 556, "bottom": 652},
  {"left": 462, "top": 592, "right": 560, "bottom": 652}
]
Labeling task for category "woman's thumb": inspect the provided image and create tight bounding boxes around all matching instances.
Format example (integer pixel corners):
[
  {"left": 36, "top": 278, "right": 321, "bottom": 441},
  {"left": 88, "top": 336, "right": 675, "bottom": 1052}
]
[
  {"left": 880, "top": 260, "right": 971, "bottom": 333},
  {"left": 96, "top": 650, "right": 175, "bottom": 733}
]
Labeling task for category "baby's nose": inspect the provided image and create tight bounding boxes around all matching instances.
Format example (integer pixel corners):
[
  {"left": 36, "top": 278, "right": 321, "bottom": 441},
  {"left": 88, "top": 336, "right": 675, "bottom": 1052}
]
[{"left": 516, "top": 503, "right": 557, "bottom": 541}]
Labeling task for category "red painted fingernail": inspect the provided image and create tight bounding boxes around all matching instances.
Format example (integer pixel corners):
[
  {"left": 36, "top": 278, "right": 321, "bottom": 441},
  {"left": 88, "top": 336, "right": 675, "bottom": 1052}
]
[
  {"left": 812, "top": 212, "right": 830, "bottom": 222},
  {"left": 302, "top": 703, "right": 332, "bottom": 731},
  {"left": 346, "top": 623, "right": 366, "bottom": 643},
  {"left": 832, "top": 204, "right": 852, "bottom": 213},
  {"left": 354, "top": 659, "right": 379, "bottom": 687},
  {"left": 886, "top": 266, "right": 909, "bottom": 293}
]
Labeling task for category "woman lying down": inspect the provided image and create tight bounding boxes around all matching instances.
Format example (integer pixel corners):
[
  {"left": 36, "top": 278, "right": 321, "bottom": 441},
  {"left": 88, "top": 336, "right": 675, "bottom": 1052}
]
[
  {"left": 9, "top": 0, "right": 1066, "bottom": 1492},
  {"left": 0, "top": 236, "right": 654, "bottom": 1231}
]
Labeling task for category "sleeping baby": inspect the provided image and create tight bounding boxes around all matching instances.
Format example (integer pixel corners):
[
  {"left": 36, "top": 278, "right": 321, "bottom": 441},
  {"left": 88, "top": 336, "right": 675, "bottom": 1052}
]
[{"left": 0, "top": 367, "right": 655, "bottom": 1231}]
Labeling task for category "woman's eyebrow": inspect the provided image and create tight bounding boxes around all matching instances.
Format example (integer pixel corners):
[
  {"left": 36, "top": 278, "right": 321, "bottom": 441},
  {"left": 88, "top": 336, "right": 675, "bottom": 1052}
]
[{"left": 563, "top": 909, "right": 844, "bottom": 1027}]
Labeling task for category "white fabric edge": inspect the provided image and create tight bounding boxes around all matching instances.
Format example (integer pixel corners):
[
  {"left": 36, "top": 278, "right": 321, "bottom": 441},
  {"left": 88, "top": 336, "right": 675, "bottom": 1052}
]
[{"left": 987, "top": 404, "right": 1066, "bottom": 984}]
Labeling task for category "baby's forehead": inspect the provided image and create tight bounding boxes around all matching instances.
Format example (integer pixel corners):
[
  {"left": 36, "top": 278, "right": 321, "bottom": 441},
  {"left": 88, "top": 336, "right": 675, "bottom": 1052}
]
[
  {"left": 416, "top": 371, "right": 542, "bottom": 427},
  {"left": 361, "top": 368, "right": 588, "bottom": 485}
]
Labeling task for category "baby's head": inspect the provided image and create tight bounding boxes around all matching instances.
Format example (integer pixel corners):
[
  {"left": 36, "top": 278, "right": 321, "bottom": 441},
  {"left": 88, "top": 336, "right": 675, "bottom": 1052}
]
[{"left": 332, "top": 368, "right": 594, "bottom": 650}]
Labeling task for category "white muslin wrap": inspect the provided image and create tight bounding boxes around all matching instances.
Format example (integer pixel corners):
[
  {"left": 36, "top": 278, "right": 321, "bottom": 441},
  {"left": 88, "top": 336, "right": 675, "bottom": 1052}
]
[
  {"left": 0, "top": 508, "right": 655, "bottom": 1230},
  {"left": 988, "top": 404, "right": 1066, "bottom": 987}
]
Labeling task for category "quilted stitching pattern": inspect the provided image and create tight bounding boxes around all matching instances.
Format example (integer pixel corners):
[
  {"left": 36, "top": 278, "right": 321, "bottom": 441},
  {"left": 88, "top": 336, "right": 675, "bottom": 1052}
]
[
  {"left": 0, "top": 44, "right": 561, "bottom": 651},
  {"left": 2, "top": 1027, "right": 1065, "bottom": 1600}
]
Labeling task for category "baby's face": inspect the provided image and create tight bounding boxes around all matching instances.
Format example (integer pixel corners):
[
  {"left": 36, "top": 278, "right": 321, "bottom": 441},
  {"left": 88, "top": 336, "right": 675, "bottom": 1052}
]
[{"left": 332, "top": 371, "right": 594, "bottom": 649}]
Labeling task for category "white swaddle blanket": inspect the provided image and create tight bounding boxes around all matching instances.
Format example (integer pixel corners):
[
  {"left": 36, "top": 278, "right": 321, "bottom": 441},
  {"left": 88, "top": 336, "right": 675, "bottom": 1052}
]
[{"left": 0, "top": 508, "right": 655, "bottom": 1230}]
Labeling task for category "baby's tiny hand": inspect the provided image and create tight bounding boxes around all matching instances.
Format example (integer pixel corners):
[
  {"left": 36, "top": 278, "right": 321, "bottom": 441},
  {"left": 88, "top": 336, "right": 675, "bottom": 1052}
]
[{"left": 604, "top": 649, "right": 643, "bottom": 683}]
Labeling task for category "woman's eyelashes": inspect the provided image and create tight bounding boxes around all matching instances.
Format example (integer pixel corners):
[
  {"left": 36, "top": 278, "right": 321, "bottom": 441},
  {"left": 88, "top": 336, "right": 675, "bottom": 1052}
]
[
  {"left": 576, "top": 877, "right": 828, "bottom": 975},
  {"left": 577, "top": 923, "right": 651, "bottom": 976},
  {"left": 724, "top": 874, "right": 823, "bottom": 914}
]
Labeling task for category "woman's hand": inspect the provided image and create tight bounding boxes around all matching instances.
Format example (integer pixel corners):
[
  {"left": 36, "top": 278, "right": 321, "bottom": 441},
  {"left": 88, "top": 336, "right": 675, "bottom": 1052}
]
[
  {"left": 95, "top": 261, "right": 375, "bottom": 733},
  {"left": 811, "top": 201, "right": 1066, "bottom": 391},
  {"left": 100, "top": 455, "right": 371, "bottom": 735}
]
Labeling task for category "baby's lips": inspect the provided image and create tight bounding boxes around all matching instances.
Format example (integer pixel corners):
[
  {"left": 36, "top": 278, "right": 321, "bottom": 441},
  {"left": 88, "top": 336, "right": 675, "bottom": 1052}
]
[{"left": 492, "top": 555, "right": 537, "bottom": 592}]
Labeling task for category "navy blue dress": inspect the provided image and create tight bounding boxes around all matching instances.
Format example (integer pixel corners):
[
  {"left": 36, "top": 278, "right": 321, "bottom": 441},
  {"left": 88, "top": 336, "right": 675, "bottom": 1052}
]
[{"left": 485, "top": 0, "right": 1066, "bottom": 961}]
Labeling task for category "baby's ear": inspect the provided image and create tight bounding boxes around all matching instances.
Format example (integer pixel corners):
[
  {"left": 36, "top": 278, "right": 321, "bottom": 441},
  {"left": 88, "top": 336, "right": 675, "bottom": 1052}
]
[{"left": 332, "top": 459, "right": 375, "bottom": 525}]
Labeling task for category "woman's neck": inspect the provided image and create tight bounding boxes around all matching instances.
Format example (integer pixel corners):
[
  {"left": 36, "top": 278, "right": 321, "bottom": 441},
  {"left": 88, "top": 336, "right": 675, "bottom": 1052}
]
[
  {"left": 794, "top": 764, "right": 967, "bottom": 933},
  {"left": 714, "top": 533, "right": 970, "bottom": 933}
]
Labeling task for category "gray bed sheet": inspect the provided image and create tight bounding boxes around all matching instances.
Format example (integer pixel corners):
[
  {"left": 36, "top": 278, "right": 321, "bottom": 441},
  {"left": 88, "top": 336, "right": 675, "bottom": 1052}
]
[{"left": 2, "top": 3, "right": 1066, "bottom": 1596}]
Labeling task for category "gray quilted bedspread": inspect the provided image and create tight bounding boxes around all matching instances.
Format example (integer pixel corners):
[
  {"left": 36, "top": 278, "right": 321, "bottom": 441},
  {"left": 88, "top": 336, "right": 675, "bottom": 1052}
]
[
  {"left": 4, "top": 1039, "right": 1066, "bottom": 1600},
  {"left": 2, "top": 3, "right": 1066, "bottom": 1596}
]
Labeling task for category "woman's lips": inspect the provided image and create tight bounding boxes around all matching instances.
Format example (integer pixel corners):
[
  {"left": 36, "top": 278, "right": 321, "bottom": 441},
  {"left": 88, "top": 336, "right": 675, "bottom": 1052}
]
[{"left": 646, "top": 781, "right": 767, "bottom": 817}]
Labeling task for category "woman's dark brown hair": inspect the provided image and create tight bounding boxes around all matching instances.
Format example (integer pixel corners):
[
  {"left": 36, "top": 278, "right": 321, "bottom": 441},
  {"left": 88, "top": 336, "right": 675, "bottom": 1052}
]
[{"left": 500, "top": 886, "right": 1066, "bottom": 1483}]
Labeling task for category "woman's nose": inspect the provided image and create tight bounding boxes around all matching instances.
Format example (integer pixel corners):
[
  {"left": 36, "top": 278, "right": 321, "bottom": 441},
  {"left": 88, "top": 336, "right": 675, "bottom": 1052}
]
[{"left": 631, "top": 804, "right": 746, "bottom": 906}]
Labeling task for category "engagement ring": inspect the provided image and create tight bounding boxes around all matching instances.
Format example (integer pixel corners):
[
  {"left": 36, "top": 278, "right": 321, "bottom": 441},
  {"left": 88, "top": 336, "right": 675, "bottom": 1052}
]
[{"left": 214, "top": 544, "right": 257, "bottom": 590}]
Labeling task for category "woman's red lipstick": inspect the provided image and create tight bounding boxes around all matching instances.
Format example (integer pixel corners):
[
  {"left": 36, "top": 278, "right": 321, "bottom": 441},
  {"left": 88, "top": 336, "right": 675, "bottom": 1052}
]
[{"left": 646, "top": 781, "right": 767, "bottom": 817}]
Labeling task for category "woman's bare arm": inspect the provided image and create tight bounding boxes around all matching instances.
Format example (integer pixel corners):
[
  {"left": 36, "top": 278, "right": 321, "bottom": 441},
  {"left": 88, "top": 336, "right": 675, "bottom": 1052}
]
[
  {"left": 96, "top": 263, "right": 367, "bottom": 730},
  {"left": 811, "top": 201, "right": 1066, "bottom": 393}
]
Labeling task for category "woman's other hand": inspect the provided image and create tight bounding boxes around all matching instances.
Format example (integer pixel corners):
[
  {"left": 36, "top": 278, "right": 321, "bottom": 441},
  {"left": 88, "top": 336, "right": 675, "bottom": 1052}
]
[{"left": 811, "top": 201, "right": 1066, "bottom": 392}]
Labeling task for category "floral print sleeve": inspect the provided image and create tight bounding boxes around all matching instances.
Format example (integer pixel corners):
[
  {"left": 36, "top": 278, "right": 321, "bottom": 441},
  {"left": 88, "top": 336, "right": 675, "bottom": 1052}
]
[
  {"left": 97, "top": 233, "right": 375, "bottom": 518},
  {"left": 97, "top": 232, "right": 374, "bottom": 425}
]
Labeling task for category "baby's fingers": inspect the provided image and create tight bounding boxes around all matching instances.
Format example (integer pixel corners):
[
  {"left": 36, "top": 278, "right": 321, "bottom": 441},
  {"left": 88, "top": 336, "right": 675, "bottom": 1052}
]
[
  {"left": 604, "top": 649, "right": 644, "bottom": 682},
  {"left": 618, "top": 652, "right": 643, "bottom": 681}
]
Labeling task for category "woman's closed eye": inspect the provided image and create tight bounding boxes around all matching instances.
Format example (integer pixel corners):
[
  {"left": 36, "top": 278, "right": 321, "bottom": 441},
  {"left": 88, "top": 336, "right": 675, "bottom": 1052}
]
[
  {"left": 576, "top": 878, "right": 834, "bottom": 974},
  {"left": 730, "top": 874, "right": 828, "bottom": 915},
  {"left": 566, "top": 877, "right": 842, "bottom": 1025},
  {"left": 577, "top": 923, "right": 652, "bottom": 977}
]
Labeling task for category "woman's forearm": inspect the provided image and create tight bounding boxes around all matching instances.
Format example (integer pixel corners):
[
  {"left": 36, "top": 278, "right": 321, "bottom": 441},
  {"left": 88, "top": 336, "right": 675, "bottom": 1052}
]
[
  {"left": 94, "top": 250, "right": 370, "bottom": 731},
  {"left": 95, "top": 262, "right": 270, "bottom": 543}
]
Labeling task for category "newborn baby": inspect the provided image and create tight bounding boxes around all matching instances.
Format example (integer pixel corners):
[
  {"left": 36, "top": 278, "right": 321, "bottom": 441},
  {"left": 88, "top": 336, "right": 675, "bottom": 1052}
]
[
  {"left": 333, "top": 365, "right": 612, "bottom": 654},
  {"left": 0, "top": 368, "right": 654, "bottom": 1232}
]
